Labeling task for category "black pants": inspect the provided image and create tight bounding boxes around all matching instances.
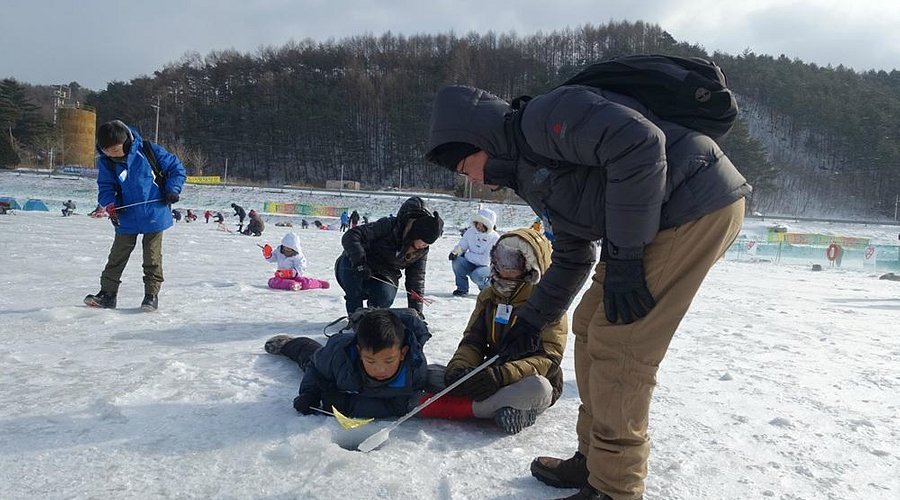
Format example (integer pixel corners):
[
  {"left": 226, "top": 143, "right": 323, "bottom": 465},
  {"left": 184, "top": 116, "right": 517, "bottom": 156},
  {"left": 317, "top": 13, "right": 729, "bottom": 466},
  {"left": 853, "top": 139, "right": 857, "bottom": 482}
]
[{"left": 281, "top": 337, "right": 323, "bottom": 370}]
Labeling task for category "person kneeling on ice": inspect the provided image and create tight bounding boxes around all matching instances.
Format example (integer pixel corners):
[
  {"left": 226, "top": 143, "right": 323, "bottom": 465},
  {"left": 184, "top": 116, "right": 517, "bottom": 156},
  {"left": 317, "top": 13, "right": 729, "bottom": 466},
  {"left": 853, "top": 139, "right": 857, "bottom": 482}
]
[
  {"left": 264, "top": 308, "right": 433, "bottom": 418},
  {"left": 262, "top": 232, "right": 329, "bottom": 291},
  {"left": 449, "top": 207, "right": 500, "bottom": 296},
  {"left": 440, "top": 228, "right": 566, "bottom": 433}
]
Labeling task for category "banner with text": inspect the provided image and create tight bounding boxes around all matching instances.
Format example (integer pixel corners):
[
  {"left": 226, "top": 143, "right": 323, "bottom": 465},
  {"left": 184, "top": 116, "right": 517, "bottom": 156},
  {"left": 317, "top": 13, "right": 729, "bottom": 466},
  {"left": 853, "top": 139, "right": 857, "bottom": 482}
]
[
  {"left": 186, "top": 176, "right": 222, "bottom": 185},
  {"left": 263, "top": 201, "right": 348, "bottom": 218},
  {"left": 766, "top": 231, "right": 869, "bottom": 247}
]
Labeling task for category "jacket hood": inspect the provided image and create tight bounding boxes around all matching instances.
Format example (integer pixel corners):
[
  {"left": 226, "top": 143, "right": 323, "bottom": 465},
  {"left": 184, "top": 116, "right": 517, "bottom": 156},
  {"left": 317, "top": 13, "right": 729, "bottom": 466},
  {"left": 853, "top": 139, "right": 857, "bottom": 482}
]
[
  {"left": 426, "top": 85, "right": 512, "bottom": 159},
  {"left": 497, "top": 227, "right": 552, "bottom": 275},
  {"left": 396, "top": 196, "right": 431, "bottom": 226},
  {"left": 280, "top": 232, "right": 301, "bottom": 252},
  {"left": 483, "top": 227, "right": 553, "bottom": 303}
]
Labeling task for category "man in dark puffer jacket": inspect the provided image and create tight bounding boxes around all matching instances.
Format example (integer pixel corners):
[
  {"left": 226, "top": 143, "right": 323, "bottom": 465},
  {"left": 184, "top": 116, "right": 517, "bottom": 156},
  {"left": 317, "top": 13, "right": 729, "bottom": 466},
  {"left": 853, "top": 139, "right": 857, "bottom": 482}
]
[{"left": 426, "top": 84, "right": 750, "bottom": 500}]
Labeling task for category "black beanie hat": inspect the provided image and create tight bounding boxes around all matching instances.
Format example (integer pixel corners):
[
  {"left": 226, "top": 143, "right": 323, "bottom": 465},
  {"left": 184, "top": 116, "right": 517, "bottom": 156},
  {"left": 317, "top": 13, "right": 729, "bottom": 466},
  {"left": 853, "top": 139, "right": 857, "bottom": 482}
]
[
  {"left": 425, "top": 142, "right": 480, "bottom": 171},
  {"left": 407, "top": 211, "right": 444, "bottom": 244}
]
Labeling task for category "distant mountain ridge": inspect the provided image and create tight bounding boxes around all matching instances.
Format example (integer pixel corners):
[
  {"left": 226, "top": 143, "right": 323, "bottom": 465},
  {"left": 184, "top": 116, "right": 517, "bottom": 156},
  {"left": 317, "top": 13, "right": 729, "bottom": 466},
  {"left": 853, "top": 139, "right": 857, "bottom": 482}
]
[{"left": 4, "top": 21, "right": 898, "bottom": 219}]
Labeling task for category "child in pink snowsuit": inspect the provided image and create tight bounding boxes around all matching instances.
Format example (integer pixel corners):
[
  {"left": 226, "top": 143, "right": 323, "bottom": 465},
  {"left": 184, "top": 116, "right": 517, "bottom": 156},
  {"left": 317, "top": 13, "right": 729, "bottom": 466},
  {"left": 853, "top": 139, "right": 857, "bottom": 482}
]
[{"left": 263, "top": 233, "right": 330, "bottom": 291}]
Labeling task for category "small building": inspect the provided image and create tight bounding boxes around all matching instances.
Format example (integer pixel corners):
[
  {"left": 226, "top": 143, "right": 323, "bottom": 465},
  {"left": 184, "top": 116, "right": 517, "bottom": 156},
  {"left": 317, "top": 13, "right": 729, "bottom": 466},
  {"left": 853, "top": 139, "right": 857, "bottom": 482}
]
[{"left": 325, "top": 180, "right": 360, "bottom": 191}]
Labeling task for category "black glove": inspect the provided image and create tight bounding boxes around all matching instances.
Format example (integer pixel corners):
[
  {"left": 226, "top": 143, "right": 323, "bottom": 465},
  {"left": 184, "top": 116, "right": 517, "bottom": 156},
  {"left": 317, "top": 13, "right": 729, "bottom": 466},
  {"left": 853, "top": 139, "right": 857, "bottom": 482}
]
[
  {"left": 293, "top": 392, "right": 320, "bottom": 415},
  {"left": 444, "top": 366, "right": 471, "bottom": 386},
  {"left": 448, "top": 252, "right": 458, "bottom": 261},
  {"left": 352, "top": 262, "right": 372, "bottom": 281},
  {"left": 455, "top": 366, "right": 502, "bottom": 401},
  {"left": 164, "top": 192, "right": 180, "bottom": 204},
  {"left": 603, "top": 252, "right": 656, "bottom": 324},
  {"left": 498, "top": 319, "right": 542, "bottom": 362}
]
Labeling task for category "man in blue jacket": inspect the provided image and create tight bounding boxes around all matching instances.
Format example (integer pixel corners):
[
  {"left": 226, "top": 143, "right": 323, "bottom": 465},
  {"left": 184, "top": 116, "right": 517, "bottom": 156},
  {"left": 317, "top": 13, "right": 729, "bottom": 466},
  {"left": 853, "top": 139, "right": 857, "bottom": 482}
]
[{"left": 84, "top": 120, "right": 186, "bottom": 312}]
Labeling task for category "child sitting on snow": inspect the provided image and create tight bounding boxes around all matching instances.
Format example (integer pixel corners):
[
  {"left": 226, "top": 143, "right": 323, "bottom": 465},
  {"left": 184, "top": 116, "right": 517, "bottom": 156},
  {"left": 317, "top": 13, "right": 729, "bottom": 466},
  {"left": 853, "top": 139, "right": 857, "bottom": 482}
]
[
  {"left": 421, "top": 228, "right": 567, "bottom": 434},
  {"left": 264, "top": 308, "right": 433, "bottom": 418},
  {"left": 265, "top": 298, "right": 559, "bottom": 434},
  {"left": 262, "top": 232, "right": 329, "bottom": 291}
]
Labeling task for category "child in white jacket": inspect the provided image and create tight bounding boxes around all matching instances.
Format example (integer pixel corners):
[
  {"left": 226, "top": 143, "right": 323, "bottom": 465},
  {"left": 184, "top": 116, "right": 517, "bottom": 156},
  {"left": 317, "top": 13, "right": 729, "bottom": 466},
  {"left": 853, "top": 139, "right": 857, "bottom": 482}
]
[
  {"left": 263, "top": 233, "right": 330, "bottom": 291},
  {"left": 449, "top": 208, "right": 500, "bottom": 296}
]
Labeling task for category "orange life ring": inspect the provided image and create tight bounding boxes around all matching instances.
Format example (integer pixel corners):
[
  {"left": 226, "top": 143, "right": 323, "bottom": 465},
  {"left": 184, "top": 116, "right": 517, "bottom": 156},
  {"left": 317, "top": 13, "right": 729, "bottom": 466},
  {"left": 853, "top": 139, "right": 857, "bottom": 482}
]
[{"left": 826, "top": 243, "right": 841, "bottom": 262}]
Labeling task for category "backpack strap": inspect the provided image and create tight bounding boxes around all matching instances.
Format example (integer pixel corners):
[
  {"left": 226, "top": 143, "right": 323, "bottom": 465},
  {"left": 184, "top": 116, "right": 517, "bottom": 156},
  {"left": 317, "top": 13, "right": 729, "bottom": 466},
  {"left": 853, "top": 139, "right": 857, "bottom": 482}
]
[{"left": 141, "top": 140, "right": 168, "bottom": 189}]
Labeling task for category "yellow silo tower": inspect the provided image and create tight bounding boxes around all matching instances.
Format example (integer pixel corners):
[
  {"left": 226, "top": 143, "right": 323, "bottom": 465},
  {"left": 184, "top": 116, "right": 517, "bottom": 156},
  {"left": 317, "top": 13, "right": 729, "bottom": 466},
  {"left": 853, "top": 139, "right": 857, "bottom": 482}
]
[{"left": 56, "top": 105, "right": 97, "bottom": 168}]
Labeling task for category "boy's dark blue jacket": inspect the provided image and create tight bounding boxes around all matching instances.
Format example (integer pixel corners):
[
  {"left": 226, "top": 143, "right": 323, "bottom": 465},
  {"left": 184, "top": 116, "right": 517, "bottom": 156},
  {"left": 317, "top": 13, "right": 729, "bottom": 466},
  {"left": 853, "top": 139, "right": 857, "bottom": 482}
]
[{"left": 298, "top": 309, "right": 431, "bottom": 418}]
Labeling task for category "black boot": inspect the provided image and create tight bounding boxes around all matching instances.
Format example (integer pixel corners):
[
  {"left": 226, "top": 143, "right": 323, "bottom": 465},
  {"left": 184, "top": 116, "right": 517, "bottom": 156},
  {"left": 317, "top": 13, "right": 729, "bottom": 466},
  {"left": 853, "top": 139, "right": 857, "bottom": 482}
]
[
  {"left": 264, "top": 335, "right": 294, "bottom": 355},
  {"left": 494, "top": 407, "right": 540, "bottom": 434},
  {"left": 554, "top": 485, "right": 613, "bottom": 500},
  {"left": 141, "top": 294, "right": 158, "bottom": 312},
  {"left": 531, "top": 451, "right": 588, "bottom": 489},
  {"left": 84, "top": 290, "right": 117, "bottom": 309}
]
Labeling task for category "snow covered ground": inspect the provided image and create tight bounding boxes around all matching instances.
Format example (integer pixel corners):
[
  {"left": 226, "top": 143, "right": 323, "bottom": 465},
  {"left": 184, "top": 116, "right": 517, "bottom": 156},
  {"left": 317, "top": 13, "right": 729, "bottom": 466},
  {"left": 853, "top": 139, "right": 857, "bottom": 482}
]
[{"left": 1, "top": 172, "right": 898, "bottom": 499}]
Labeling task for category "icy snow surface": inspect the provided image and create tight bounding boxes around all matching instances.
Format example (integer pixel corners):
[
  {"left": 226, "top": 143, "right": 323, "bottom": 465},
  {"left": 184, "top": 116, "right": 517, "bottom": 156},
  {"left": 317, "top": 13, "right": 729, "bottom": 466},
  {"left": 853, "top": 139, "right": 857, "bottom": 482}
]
[{"left": 0, "top": 172, "right": 898, "bottom": 499}]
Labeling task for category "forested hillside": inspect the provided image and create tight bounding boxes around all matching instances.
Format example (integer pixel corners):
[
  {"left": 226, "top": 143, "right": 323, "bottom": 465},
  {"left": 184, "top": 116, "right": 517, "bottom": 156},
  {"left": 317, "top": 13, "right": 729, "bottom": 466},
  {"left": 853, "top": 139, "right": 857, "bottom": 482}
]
[{"left": 2, "top": 21, "right": 898, "bottom": 218}]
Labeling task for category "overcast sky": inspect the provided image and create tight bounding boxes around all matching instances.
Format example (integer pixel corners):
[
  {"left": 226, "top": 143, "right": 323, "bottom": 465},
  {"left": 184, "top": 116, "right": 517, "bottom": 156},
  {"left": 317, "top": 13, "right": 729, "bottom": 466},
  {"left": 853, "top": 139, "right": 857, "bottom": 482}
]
[{"left": 2, "top": 0, "right": 898, "bottom": 90}]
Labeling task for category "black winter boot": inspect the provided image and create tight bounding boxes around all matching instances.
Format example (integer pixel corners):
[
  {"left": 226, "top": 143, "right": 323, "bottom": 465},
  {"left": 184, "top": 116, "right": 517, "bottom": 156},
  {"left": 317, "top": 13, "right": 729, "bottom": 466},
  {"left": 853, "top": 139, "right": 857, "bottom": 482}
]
[
  {"left": 141, "top": 294, "right": 158, "bottom": 312},
  {"left": 264, "top": 335, "right": 294, "bottom": 355},
  {"left": 554, "top": 485, "right": 613, "bottom": 500},
  {"left": 531, "top": 451, "right": 589, "bottom": 489},
  {"left": 270, "top": 337, "right": 322, "bottom": 370},
  {"left": 493, "top": 407, "right": 540, "bottom": 434},
  {"left": 84, "top": 291, "right": 117, "bottom": 309}
]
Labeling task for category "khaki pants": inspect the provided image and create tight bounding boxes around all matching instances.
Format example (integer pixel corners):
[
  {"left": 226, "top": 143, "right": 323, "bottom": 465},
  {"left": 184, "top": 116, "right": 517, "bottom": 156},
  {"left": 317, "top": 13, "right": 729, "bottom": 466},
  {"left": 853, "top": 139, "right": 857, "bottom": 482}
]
[
  {"left": 571, "top": 199, "right": 744, "bottom": 499},
  {"left": 100, "top": 232, "right": 164, "bottom": 295}
]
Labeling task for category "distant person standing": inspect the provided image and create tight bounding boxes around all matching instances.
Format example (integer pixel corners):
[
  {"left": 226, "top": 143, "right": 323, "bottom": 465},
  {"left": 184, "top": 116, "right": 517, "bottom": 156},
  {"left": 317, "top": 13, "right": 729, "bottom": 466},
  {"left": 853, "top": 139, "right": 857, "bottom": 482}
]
[
  {"left": 231, "top": 203, "right": 247, "bottom": 232},
  {"left": 340, "top": 210, "right": 350, "bottom": 232},
  {"left": 84, "top": 120, "right": 186, "bottom": 312},
  {"left": 204, "top": 209, "right": 212, "bottom": 223},
  {"left": 349, "top": 210, "right": 360, "bottom": 228}
]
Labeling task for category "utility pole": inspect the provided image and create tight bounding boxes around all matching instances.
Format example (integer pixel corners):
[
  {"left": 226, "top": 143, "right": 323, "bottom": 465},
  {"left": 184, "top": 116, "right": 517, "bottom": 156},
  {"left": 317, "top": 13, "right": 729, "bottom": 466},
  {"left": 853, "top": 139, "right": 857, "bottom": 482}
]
[
  {"left": 398, "top": 165, "right": 403, "bottom": 191},
  {"left": 151, "top": 95, "right": 160, "bottom": 142},
  {"left": 339, "top": 163, "right": 345, "bottom": 196},
  {"left": 223, "top": 157, "right": 228, "bottom": 186},
  {"left": 895, "top": 193, "right": 899, "bottom": 220}
]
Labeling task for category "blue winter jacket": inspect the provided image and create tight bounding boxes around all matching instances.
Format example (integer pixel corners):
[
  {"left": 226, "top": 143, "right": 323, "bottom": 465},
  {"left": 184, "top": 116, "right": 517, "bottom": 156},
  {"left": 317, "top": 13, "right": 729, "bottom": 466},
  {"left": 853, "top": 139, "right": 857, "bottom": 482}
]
[
  {"left": 96, "top": 126, "right": 186, "bottom": 235},
  {"left": 298, "top": 309, "right": 432, "bottom": 418}
]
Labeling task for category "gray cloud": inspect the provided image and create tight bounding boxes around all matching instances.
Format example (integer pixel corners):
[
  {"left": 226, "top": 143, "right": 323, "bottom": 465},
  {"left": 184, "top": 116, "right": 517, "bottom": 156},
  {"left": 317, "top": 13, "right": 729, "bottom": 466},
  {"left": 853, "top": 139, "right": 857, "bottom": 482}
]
[{"left": 1, "top": 0, "right": 896, "bottom": 90}]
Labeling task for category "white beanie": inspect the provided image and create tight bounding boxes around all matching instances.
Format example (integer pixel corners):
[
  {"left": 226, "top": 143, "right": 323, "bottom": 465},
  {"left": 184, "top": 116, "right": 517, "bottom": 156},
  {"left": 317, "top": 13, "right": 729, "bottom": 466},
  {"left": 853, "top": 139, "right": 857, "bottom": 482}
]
[{"left": 472, "top": 208, "right": 497, "bottom": 229}]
